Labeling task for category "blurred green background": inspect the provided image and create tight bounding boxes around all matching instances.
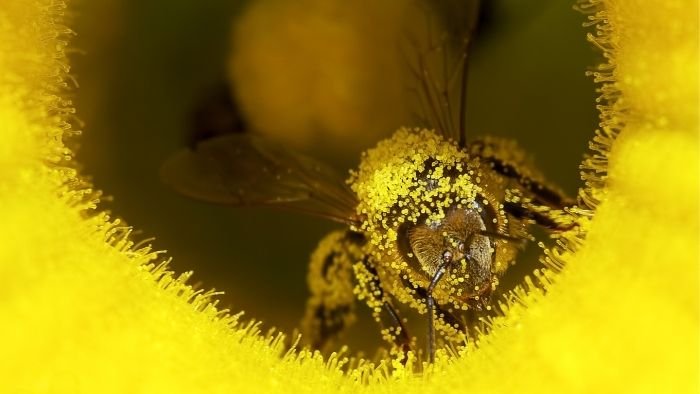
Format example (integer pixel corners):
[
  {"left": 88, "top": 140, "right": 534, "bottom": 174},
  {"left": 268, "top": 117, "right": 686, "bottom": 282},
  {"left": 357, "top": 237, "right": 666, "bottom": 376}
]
[{"left": 70, "top": 0, "right": 597, "bottom": 352}]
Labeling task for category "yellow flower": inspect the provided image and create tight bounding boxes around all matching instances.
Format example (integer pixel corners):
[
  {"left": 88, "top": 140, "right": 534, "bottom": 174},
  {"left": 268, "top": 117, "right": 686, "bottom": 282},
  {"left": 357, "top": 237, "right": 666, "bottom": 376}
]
[{"left": 0, "top": 0, "right": 696, "bottom": 393}]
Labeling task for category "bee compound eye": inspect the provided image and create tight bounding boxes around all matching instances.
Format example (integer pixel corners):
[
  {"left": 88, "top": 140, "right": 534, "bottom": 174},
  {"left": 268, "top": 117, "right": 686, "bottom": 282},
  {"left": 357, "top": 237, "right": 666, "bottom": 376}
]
[{"left": 442, "top": 250, "right": 453, "bottom": 263}]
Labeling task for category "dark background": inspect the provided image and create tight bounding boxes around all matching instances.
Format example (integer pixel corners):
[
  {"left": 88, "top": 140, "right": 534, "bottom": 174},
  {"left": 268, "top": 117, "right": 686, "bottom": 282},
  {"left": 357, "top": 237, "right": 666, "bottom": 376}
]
[{"left": 70, "top": 0, "right": 598, "bottom": 353}]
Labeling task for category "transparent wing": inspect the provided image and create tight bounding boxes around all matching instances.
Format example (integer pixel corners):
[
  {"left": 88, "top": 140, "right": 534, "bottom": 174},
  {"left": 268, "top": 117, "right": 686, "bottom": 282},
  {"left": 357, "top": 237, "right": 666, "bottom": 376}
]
[
  {"left": 404, "top": 0, "right": 481, "bottom": 147},
  {"left": 161, "top": 134, "right": 361, "bottom": 225}
]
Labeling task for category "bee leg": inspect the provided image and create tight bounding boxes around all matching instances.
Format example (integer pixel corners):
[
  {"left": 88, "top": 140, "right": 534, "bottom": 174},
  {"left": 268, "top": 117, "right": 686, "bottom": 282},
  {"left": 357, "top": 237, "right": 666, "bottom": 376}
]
[
  {"left": 380, "top": 301, "right": 412, "bottom": 358},
  {"left": 300, "top": 231, "right": 363, "bottom": 352},
  {"left": 355, "top": 258, "right": 412, "bottom": 359},
  {"left": 468, "top": 138, "right": 575, "bottom": 209},
  {"left": 503, "top": 200, "right": 576, "bottom": 232},
  {"left": 426, "top": 259, "right": 451, "bottom": 363}
]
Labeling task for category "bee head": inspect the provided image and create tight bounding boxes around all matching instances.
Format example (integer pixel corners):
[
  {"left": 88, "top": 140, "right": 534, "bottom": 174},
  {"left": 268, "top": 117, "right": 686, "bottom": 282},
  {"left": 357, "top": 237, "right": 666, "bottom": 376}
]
[{"left": 399, "top": 205, "right": 497, "bottom": 301}]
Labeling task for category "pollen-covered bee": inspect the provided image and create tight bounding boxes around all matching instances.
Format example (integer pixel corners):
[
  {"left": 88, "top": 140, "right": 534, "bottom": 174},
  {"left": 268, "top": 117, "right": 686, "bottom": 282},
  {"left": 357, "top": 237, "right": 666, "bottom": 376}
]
[{"left": 161, "top": 0, "right": 576, "bottom": 362}]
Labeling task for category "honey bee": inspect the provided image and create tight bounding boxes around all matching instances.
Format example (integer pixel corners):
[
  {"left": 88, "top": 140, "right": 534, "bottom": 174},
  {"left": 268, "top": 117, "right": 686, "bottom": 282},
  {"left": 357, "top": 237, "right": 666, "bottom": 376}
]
[{"left": 161, "top": 0, "right": 576, "bottom": 362}]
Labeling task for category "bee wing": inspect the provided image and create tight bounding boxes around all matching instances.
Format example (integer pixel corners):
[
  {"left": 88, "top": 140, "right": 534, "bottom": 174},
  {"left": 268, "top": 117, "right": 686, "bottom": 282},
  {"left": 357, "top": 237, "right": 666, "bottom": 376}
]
[
  {"left": 161, "top": 134, "right": 361, "bottom": 225},
  {"left": 406, "top": 0, "right": 481, "bottom": 148}
]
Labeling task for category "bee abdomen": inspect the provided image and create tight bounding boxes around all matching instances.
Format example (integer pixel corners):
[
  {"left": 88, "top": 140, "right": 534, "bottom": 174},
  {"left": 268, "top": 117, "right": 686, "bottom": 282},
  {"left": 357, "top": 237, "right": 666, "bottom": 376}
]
[{"left": 300, "top": 231, "right": 364, "bottom": 352}]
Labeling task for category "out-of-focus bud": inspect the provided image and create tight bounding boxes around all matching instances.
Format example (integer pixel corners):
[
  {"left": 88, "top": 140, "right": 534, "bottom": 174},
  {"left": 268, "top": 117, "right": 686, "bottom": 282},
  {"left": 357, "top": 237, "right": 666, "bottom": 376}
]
[{"left": 228, "top": 0, "right": 423, "bottom": 156}]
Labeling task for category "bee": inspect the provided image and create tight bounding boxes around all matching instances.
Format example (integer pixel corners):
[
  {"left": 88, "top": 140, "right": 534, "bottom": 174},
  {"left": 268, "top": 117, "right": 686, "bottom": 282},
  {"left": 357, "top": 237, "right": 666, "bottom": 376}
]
[{"left": 161, "top": 0, "right": 576, "bottom": 362}]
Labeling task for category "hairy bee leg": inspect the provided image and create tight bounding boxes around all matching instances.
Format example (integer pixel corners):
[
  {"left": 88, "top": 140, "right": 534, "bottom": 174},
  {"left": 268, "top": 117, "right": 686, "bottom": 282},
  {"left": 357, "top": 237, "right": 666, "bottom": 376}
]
[
  {"left": 503, "top": 201, "right": 576, "bottom": 232},
  {"left": 380, "top": 301, "right": 412, "bottom": 356},
  {"left": 468, "top": 139, "right": 575, "bottom": 209},
  {"left": 488, "top": 157, "right": 573, "bottom": 209},
  {"left": 300, "top": 231, "right": 364, "bottom": 352},
  {"left": 355, "top": 258, "right": 412, "bottom": 357},
  {"left": 426, "top": 260, "right": 450, "bottom": 363}
]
